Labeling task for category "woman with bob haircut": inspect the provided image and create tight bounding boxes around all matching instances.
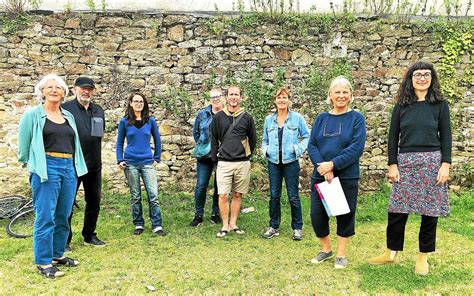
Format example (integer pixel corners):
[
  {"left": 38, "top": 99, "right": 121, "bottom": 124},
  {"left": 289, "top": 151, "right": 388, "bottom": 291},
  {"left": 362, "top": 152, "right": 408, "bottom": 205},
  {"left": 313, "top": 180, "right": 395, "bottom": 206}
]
[
  {"left": 116, "top": 92, "right": 165, "bottom": 236},
  {"left": 368, "top": 61, "right": 452, "bottom": 276},
  {"left": 307, "top": 76, "right": 366, "bottom": 269},
  {"left": 261, "top": 86, "right": 310, "bottom": 240},
  {"left": 18, "top": 73, "right": 87, "bottom": 278}
]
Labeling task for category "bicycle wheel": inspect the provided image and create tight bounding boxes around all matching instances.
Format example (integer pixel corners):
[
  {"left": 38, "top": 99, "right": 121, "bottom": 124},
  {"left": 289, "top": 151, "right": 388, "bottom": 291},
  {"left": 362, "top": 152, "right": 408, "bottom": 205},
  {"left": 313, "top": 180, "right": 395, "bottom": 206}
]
[
  {"left": 7, "top": 208, "right": 35, "bottom": 238},
  {"left": 0, "top": 195, "right": 26, "bottom": 219}
]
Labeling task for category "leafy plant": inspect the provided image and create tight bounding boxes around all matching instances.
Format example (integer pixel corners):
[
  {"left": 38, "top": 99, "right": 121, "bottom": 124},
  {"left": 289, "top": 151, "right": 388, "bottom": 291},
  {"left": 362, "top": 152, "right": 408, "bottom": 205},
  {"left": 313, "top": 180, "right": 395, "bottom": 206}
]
[
  {"left": 85, "top": 0, "right": 96, "bottom": 12},
  {"left": 100, "top": 0, "right": 107, "bottom": 13},
  {"left": 158, "top": 86, "right": 194, "bottom": 123}
]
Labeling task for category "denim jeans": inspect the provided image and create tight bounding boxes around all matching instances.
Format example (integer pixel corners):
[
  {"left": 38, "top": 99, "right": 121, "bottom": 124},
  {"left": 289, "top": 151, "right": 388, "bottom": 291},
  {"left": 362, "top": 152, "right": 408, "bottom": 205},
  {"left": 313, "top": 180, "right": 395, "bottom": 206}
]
[
  {"left": 124, "top": 163, "right": 162, "bottom": 228},
  {"left": 31, "top": 156, "right": 77, "bottom": 265},
  {"left": 268, "top": 160, "right": 303, "bottom": 230},
  {"left": 194, "top": 158, "right": 219, "bottom": 217}
]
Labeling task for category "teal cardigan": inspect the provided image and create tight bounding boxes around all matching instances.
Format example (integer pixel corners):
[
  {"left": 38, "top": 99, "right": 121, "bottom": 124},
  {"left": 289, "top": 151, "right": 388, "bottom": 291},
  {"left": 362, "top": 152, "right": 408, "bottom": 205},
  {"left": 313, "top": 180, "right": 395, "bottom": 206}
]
[{"left": 18, "top": 104, "right": 88, "bottom": 182}]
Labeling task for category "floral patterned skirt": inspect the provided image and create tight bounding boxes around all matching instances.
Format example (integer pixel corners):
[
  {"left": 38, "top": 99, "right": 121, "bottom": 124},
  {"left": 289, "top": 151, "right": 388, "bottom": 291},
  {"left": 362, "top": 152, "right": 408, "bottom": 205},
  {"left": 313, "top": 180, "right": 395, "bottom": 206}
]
[{"left": 388, "top": 151, "right": 449, "bottom": 217}]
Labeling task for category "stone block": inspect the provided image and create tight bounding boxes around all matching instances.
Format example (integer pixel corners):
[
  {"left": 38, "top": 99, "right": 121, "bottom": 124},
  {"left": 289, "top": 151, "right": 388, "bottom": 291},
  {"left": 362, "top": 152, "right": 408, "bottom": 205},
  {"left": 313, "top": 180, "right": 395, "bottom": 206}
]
[
  {"left": 178, "top": 40, "right": 202, "bottom": 48},
  {"left": 272, "top": 48, "right": 291, "bottom": 60},
  {"left": 64, "top": 63, "right": 87, "bottom": 75},
  {"left": 291, "top": 49, "right": 312, "bottom": 66},
  {"left": 65, "top": 18, "right": 81, "bottom": 29},
  {"left": 122, "top": 39, "right": 158, "bottom": 50},
  {"left": 96, "top": 17, "right": 128, "bottom": 28},
  {"left": 168, "top": 25, "right": 184, "bottom": 42},
  {"left": 163, "top": 15, "right": 196, "bottom": 26}
]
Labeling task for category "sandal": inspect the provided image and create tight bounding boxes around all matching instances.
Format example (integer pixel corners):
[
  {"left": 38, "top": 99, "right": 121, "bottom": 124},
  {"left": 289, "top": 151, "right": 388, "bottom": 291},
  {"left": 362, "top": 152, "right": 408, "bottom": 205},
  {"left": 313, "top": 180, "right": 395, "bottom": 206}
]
[
  {"left": 37, "top": 265, "right": 65, "bottom": 278},
  {"left": 216, "top": 230, "right": 228, "bottom": 238},
  {"left": 231, "top": 228, "right": 245, "bottom": 235},
  {"left": 52, "top": 257, "right": 79, "bottom": 267}
]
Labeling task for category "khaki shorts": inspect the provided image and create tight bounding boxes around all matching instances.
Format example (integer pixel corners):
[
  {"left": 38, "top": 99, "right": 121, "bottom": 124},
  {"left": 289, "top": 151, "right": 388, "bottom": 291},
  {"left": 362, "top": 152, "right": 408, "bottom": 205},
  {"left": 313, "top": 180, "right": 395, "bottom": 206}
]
[{"left": 216, "top": 160, "right": 251, "bottom": 195}]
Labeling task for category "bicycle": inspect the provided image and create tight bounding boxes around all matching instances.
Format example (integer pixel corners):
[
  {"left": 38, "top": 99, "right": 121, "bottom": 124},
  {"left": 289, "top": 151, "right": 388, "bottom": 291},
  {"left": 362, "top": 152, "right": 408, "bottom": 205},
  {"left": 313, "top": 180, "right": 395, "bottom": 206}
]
[{"left": 0, "top": 195, "right": 34, "bottom": 238}]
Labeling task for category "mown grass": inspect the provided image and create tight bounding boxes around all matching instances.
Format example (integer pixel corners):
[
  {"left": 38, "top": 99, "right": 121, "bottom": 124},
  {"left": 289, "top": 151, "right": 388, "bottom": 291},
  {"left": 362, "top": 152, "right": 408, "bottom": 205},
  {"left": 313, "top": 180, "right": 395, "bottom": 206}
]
[{"left": 0, "top": 186, "right": 472, "bottom": 294}]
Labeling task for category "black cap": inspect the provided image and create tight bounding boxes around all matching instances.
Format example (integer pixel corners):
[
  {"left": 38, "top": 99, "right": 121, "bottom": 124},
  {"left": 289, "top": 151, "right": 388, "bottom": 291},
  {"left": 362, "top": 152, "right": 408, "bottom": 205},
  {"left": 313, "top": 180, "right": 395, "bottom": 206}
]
[{"left": 74, "top": 77, "right": 95, "bottom": 89}]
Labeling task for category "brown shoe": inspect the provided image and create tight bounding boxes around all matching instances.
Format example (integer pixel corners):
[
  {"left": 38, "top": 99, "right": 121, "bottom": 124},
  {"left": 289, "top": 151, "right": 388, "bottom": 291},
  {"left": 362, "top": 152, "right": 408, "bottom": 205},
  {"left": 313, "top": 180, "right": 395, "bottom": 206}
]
[
  {"left": 368, "top": 249, "right": 400, "bottom": 265},
  {"left": 415, "top": 253, "right": 429, "bottom": 275}
]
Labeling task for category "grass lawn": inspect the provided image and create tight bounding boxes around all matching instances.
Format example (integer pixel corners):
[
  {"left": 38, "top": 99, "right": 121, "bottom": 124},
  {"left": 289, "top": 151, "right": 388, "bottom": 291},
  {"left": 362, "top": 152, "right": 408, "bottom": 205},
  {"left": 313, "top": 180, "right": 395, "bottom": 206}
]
[{"left": 0, "top": 187, "right": 472, "bottom": 294}]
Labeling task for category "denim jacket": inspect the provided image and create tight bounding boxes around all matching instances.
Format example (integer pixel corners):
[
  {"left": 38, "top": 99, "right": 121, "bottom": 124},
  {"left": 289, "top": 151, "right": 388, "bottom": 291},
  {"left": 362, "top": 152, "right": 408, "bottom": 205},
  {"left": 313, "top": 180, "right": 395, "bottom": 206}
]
[
  {"left": 261, "top": 111, "right": 310, "bottom": 164},
  {"left": 192, "top": 105, "right": 214, "bottom": 144},
  {"left": 18, "top": 104, "right": 88, "bottom": 182}
]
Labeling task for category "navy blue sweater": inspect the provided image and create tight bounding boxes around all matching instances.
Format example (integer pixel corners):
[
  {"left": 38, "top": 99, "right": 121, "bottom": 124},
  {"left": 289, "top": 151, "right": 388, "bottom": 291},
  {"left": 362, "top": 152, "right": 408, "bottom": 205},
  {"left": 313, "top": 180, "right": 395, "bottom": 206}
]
[
  {"left": 116, "top": 116, "right": 161, "bottom": 165},
  {"left": 308, "top": 110, "right": 366, "bottom": 180}
]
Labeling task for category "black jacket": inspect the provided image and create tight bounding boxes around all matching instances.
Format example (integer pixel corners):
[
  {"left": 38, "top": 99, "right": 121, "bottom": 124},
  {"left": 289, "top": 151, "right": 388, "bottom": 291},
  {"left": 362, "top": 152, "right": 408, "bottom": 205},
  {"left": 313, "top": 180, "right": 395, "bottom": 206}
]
[
  {"left": 210, "top": 107, "right": 256, "bottom": 162},
  {"left": 62, "top": 98, "right": 105, "bottom": 171}
]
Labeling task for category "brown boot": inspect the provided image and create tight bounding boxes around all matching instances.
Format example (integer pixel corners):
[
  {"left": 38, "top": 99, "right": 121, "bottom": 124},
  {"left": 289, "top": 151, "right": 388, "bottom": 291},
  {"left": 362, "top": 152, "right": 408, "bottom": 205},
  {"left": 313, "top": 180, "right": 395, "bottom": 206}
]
[
  {"left": 368, "top": 249, "right": 400, "bottom": 265},
  {"left": 415, "top": 253, "right": 429, "bottom": 275}
]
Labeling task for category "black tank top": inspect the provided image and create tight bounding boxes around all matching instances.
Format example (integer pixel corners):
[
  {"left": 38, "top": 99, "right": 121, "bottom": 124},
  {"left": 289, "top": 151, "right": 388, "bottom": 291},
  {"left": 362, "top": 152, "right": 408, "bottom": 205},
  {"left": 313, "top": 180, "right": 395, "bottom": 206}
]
[{"left": 43, "top": 118, "right": 75, "bottom": 154}]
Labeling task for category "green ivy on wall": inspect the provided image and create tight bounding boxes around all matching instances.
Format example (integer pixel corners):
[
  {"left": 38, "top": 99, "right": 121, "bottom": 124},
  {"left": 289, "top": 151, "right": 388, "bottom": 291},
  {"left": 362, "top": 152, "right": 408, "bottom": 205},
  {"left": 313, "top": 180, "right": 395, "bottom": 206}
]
[{"left": 438, "top": 28, "right": 473, "bottom": 102}]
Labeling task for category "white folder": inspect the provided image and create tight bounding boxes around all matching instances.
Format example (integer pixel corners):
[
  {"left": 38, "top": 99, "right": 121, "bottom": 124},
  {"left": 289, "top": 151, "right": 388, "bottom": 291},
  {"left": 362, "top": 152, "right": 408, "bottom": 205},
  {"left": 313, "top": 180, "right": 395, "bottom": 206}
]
[{"left": 314, "top": 177, "right": 350, "bottom": 217}]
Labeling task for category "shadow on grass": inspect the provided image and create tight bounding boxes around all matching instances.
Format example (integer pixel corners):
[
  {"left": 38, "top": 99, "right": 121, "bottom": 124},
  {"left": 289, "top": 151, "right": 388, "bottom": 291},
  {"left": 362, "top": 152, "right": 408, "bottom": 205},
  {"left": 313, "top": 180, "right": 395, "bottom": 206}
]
[{"left": 357, "top": 263, "right": 472, "bottom": 293}]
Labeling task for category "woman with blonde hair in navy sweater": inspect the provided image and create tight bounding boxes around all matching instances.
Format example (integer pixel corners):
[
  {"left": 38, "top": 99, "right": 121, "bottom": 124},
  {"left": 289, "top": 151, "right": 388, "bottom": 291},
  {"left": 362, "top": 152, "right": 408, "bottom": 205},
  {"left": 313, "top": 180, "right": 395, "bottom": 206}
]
[
  {"left": 116, "top": 92, "right": 165, "bottom": 236},
  {"left": 308, "top": 76, "right": 366, "bottom": 269}
]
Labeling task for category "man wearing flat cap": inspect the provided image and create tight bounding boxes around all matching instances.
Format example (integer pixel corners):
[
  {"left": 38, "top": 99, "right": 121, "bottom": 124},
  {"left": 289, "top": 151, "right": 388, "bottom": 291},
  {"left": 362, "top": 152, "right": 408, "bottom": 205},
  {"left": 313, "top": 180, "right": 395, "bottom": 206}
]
[{"left": 62, "top": 76, "right": 106, "bottom": 249}]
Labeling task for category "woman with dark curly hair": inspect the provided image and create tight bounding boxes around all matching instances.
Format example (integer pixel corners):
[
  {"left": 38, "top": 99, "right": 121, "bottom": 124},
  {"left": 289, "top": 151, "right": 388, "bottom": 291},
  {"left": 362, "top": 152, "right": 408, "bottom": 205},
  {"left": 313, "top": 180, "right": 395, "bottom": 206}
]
[
  {"left": 368, "top": 61, "right": 452, "bottom": 276},
  {"left": 116, "top": 92, "right": 165, "bottom": 236}
]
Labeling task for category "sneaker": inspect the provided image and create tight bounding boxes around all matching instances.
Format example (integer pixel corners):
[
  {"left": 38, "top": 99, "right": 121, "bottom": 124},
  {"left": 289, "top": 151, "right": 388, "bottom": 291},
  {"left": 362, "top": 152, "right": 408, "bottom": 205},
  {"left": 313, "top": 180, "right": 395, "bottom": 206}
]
[
  {"left": 262, "top": 227, "right": 279, "bottom": 239},
  {"left": 292, "top": 229, "right": 303, "bottom": 241},
  {"left": 134, "top": 226, "right": 144, "bottom": 235},
  {"left": 64, "top": 245, "right": 72, "bottom": 253},
  {"left": 334, "top": 257, "right": 348, "bottom": 269},
  {"left": 310, "top": 251, "right": 334, "bottom": 264},
  {"left": 210, "top": 214, "right": 222, "bottom": 224},
  {"left": 152, "top": 226, "right": 166, "bottom": 237},
  {"left": 189, "top": 215, "right": 203, "bottom": 227},
  {"left": 84, "top": 235, "right": 106, "bottom": 247}
]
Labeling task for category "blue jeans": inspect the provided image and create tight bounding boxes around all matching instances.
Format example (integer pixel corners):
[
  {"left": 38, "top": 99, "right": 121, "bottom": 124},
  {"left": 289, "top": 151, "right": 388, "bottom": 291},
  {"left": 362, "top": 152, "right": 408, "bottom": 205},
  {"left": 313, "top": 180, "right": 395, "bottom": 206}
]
[
  {"left": 31, "top": 156, "right": 77, "bottom": 265},
  {"left": 268, "top": 160, "right": 303, "bottom": 230},
  {"left": 194, "top": 158, "right": 219, "bottom": 217},
  {"left": 124, "top": 164, "right": 163, "bottom": 228}
]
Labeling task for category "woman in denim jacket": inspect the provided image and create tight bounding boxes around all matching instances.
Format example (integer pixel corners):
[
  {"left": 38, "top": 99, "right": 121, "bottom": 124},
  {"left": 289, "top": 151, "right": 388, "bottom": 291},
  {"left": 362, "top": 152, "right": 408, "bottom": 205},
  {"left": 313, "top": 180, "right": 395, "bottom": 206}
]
[
  {"left": 261, "top": 87, "right": 310, "bottom": 240},
  {"left": 189, "top": 88, "right": 224, "bottom": 227}
]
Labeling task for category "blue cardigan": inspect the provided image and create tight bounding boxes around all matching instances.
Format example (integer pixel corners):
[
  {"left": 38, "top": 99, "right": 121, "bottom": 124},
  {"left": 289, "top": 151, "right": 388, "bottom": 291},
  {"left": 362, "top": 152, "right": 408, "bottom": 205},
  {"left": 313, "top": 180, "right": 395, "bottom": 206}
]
[
  {"left": 18, "top": 104, "right": 88, "bottom": 182},
  {"left": 116, "top": 116, "right": 162, "bottom": 165},
  {"left": 308, "top": 110, "right": 366, "bottom": 180}
]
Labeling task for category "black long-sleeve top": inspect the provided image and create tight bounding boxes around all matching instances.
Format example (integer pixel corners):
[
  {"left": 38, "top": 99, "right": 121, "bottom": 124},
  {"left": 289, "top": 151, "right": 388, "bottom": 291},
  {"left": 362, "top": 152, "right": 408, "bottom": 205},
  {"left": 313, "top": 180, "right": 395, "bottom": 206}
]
[
  {"left": 62, "top": 99, "right": 105, "bottom": 171},
  {"left": 388, "top": 100, "right": 452, "bottom": 165}
]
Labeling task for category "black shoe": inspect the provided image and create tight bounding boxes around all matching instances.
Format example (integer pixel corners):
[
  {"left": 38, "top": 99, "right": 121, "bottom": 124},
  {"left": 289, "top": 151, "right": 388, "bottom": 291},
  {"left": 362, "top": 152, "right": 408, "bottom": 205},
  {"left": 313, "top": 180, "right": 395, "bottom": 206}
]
[
  {"left": 152, "top": 227, "right": 166, "bottom": 237},
  {"left": 210, "top": 214, "right": 222, "bottom": 224},
  {"left": 84, "top": 235, "right": 106, "bottom": 247},
  {"left": 189, "top": 215, "right": 203, "bottom": 227},
  {"left": 134, "top": 227, "right": 144, "bottom": 235},
  {"left": 64, "top": 245, "right": 72, "bottom": 253}
]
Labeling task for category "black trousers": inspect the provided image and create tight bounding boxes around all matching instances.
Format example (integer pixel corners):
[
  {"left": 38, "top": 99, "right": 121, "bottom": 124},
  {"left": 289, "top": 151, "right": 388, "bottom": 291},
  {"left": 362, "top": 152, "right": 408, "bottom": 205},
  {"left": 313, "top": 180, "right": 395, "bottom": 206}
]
[
  {"left": 310, "top": 178, "right": 359, "bottom": 238},
  {"left": 387, "top": 212, "right": 438, "bottom": 253},
  {"left": 67, "top": 170, "right": 102, "bottom": 243}
]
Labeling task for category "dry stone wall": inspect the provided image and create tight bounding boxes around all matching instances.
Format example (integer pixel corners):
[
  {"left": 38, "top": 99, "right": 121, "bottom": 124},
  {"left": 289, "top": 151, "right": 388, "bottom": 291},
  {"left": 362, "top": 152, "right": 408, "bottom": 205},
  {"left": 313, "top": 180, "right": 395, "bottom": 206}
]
[{"left": 0, "top": 12, "right": 472, "bottom": 196}]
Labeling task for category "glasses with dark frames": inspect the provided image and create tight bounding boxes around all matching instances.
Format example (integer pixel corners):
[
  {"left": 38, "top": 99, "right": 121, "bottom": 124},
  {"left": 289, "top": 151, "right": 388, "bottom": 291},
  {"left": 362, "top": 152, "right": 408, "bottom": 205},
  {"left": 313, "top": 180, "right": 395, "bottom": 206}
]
[{"left": 413, "top": 72, "right": 431, "bottom": 80}]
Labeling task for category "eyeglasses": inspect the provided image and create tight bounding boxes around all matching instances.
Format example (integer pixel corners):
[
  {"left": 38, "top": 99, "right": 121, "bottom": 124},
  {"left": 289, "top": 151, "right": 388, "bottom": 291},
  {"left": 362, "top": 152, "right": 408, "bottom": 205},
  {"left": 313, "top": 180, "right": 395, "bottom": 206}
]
[
  {"left": 132, "top": 100, "right": 144, "bottom": 104},
  {"left": 413, "top": 72, "right": 431, "bottom": 80},
  {"left": 210, "top": 95, "right": 221, "bottom": 101}
]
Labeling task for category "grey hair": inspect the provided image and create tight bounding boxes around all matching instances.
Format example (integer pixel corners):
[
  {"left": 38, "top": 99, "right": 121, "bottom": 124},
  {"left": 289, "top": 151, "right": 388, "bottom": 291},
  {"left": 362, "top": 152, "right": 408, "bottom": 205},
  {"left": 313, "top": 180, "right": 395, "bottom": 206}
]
[
  {"left": 34, "top": 74, "right": 69, "bottom": 101},
  {"left": 326, "top": 76, "right": 354, "bottom": 105}
]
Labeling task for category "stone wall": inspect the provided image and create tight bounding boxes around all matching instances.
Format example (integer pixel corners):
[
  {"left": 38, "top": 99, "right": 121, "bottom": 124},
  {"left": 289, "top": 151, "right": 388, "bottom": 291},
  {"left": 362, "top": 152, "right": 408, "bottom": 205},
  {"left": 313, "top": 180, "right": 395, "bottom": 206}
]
[{"left": 0, "top": 12, "right": 472, "bottom": 196}]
